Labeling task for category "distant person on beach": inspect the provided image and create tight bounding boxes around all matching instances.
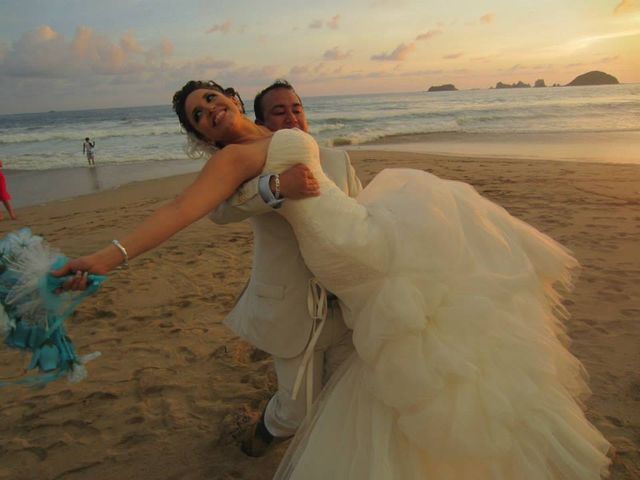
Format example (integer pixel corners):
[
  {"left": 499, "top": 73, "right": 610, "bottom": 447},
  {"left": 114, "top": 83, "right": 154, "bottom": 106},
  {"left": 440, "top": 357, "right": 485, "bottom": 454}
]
[
  {"left": 0, "top": 160, "right": 17, "bottom": 220},
  {"left": 83, "top": 137, "right": 96, "bottom": 166},
  {"left": 210, "top": 79, "right": 362, "bottom": 456},
  {"left": 53, "top": 79, "right": 610, "bottom": 479}
]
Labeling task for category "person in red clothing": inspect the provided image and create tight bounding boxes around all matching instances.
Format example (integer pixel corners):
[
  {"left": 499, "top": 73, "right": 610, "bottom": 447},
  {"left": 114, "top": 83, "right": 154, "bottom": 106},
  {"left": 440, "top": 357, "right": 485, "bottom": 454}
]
[{"left": 0, "top": 160, "right": 17, "bottom": 220}]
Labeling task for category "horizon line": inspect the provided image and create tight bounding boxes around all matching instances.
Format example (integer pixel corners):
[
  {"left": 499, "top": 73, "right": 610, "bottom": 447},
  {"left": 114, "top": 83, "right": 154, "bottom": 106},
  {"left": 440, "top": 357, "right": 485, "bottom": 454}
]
[{"left": 1, "top": 82, "right": 637, "bottom": 117}]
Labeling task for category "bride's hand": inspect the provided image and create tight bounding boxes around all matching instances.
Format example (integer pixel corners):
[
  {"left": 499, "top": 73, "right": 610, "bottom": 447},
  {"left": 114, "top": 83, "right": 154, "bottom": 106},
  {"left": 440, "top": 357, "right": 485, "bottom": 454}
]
[
  {"left": 278, "top": 164, "right": 320, "bottom": 199},
  {"left": 50, "top": 250, "right": 114, "bottom": 291}
]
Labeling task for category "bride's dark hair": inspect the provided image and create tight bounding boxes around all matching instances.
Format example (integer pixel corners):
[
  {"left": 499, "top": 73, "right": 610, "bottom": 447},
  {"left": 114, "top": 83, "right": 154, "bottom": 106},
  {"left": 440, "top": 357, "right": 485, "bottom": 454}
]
[{"left": 172, "top": 80, "right": 245, "bottom": 151}]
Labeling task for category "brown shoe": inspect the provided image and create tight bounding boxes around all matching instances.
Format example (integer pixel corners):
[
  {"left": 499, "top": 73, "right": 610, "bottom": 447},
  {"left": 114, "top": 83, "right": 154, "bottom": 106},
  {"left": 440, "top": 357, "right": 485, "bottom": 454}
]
[{"left": 241, "top": 411, "right": 288, "bottom": 457}]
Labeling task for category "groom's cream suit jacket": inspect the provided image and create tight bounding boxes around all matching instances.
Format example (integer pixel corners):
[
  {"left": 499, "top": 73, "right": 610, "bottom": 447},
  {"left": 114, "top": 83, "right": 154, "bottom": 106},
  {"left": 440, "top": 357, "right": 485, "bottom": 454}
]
[{"left": 210, "top": 147, "right": 362, "bottom": 359}]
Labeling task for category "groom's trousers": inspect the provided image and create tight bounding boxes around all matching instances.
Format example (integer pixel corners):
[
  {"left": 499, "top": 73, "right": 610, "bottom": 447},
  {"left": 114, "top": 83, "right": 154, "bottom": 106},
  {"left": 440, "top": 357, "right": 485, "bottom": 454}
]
[{"left": 264, "top": 298, "right": 353, "bottom": 438}]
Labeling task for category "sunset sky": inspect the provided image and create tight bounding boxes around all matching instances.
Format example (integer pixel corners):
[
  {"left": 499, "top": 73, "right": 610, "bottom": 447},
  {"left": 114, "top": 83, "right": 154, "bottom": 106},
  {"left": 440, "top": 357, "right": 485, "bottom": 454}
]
[{"left": 0, "top": 0, "right": 638, "bottom": 114}]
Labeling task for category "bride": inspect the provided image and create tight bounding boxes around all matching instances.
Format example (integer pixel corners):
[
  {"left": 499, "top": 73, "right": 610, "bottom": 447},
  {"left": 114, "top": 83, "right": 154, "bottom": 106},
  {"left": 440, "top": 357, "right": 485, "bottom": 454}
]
[{"left": 54, "top": 80, "right": 611, "bottom": 479}]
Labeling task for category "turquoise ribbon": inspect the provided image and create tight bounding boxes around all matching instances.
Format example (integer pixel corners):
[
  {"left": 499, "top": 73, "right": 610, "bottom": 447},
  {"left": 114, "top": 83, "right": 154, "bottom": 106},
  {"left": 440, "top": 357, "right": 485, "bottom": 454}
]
[{"left": 1, "top": 247, "right": 106, "bottom": 387}]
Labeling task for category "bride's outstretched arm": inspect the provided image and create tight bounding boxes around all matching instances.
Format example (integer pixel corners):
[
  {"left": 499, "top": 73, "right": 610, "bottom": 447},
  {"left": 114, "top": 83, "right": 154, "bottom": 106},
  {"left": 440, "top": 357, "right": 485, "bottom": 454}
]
[{"left": 52, "top": 145, "right": 263, "bottom": 281}]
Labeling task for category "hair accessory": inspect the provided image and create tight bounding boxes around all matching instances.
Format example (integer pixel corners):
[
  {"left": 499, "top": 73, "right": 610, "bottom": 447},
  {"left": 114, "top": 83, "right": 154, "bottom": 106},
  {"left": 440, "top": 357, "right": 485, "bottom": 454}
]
[
  {"left": 112, "top": 239, "right": 129, "bottom": 267},
  {"left": 223, "top": 86, "right": 245, "bottom": 113},
  {"left": 0, "top": 228, "right": 106, "bottom": 387}
]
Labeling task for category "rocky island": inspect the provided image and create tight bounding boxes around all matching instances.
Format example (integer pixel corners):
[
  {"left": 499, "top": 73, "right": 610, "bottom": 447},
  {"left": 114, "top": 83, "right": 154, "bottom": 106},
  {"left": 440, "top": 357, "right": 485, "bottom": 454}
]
[
  {"left": 428, "top": 84, "right": 458, "bottom": 92},
  {"left": 566, "top": 71, "right": 620, "bottom": 86},
  {"left": 495, "top": 81, "right": 531, "bottom": 89}
]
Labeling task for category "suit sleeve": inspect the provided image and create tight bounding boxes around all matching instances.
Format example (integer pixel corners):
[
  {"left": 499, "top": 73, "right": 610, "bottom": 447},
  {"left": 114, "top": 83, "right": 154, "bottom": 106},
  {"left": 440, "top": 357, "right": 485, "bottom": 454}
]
[
  {"left": 209, "top": 176, "right": 273, "bottom": 225},
  {"left": 343, "top": 151, "right": 363, "bottom": 198}
]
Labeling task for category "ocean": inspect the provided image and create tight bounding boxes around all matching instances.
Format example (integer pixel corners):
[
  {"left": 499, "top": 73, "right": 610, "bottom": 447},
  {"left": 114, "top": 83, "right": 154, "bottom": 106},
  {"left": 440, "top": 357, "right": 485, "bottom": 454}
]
[
  {"left": 1, "top": 84, "right": 639, "bottom": 207},
  {"left": 2, "top": 83, "right": 639, "bottom": 171}
]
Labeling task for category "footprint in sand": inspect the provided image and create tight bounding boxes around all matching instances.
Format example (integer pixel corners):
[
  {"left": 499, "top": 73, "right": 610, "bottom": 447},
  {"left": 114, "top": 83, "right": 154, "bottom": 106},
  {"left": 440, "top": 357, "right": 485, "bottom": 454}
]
[
  {"left": 250, "top": 348, "right": 270, "bottom": 362},
  {"left": 178, "top": 346, "right": 197, "bottom": 364},
  {"left": 629, "top": 382, "right": 640, "bottom": 401},
  {"left": 94, "top": 309, "right": 117, "bottom": 319},
  {"left": 175, "top": 299, "right": 192, "bottom": 308},
  {"left": 216, "top": 406, "right": 258, "bottom": 444},
  {"left": 605, "top": 415, "right": 624, "bottom": 428},
  {"left": 620, "top": 308, "right": 640, "bottom": 318},
  {"left": 210, "top": 345, "right": 228, "bottom": 359},
  {"left": 126, "top": 415, "right": 145, "bottom": 425},
  {"left": 82, "top": 391, "right": 119, "bottom": 402},
  {"left": 12, "top": 446, "right": 48, "bottom": 463},
  {"left": 116, "top": 431, "right": 157, "bottom": 447}
]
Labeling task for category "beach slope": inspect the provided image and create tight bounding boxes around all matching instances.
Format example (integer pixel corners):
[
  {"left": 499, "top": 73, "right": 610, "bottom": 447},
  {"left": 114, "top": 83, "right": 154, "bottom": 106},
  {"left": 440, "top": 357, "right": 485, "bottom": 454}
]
[{"left": 0, "top": 151, "right": 638, "bottom": 479}]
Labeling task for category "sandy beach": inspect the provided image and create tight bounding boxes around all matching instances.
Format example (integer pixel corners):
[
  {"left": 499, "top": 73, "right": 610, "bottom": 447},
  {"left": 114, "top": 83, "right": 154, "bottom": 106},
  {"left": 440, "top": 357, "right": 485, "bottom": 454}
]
[{"left": 0, "top": 150, "right": 638, "bottom": 480}]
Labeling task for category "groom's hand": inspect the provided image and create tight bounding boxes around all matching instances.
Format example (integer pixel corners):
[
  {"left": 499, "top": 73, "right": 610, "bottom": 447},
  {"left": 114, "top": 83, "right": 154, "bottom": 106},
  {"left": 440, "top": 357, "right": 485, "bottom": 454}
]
[{"left": 278, "top": 164, "right": 320, "bottom": 199}]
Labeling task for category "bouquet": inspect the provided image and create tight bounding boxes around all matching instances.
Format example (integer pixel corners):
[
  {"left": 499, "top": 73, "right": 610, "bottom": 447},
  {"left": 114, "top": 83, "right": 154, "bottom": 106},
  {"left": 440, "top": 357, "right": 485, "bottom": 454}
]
[{"left": 0, "top": 228, "right": 106, "bottom": 386}]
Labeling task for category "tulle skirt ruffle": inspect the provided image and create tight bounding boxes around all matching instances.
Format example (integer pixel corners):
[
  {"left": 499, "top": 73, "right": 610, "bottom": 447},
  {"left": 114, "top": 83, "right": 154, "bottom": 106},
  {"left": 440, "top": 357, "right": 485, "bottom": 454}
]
[{"left": 276, "top": 169, "right": 610, "bottom": 479}]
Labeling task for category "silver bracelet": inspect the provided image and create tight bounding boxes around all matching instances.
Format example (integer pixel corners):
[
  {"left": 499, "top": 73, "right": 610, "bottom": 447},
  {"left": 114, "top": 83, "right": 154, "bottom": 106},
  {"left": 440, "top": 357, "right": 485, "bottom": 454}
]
[
  {"left": 273, "top": 174, "right": 281, "bottom": 199},
  {"left": 112, "top": 239, "right": 129, "bottom": 267}
]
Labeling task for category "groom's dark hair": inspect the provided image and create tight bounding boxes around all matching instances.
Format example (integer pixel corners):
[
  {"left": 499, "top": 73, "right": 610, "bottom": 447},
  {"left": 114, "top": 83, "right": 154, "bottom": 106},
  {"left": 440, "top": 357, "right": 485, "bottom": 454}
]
[{"left": 253, "top": 79, "right": 302, "bottom": 123}]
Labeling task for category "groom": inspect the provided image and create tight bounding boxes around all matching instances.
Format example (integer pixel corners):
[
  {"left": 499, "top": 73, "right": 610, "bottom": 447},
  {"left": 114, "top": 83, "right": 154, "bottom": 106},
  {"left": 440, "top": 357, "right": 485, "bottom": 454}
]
[{"left": 210, "top": 79, "right": 362, "bottom": 456}]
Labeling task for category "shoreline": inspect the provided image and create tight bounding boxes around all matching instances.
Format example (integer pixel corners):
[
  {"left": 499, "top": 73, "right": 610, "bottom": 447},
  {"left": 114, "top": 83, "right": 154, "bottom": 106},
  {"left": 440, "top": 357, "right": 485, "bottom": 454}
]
[
  {"left": 353, "top": 130, "right": 640, "bottom": 165},
  {"left": 1, "top": 149, "right": 638, "bottom": 479},
  {"left": 5, "top": 158, "right": 204, "bottom": 209},
  {"left": 6, "top": 129, "right": 640, "bottom": 209}
]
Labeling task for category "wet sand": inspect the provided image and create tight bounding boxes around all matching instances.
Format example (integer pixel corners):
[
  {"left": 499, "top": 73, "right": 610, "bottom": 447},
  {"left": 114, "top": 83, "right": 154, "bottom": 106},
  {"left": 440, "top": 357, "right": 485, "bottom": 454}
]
[
  {"left": 0, "top": 150, "right": 638, "bottom": 479},
  {"left": 355, "top": 130, "right": 640, "bottom": 165},
  {"left": 4, "top": 158, "right": 205, "bottom": 209}
]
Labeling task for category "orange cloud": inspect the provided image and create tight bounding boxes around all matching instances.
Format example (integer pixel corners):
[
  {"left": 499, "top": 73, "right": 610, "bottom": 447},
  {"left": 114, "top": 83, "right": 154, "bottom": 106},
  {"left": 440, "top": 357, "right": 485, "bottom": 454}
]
[
  {"left": 290, "top": 65, "right": 310, "bottom": 75},
  {"left": 2, "top": 25, "right": 178, "bottom": 78},
  {"left": 480, "top": 13, "right": 494, "bottom": 24},
  {"left": 71, "top": 26, "right": 94, "bottom": 58},
  {"left": 160, "top": 39, "right": 173, "bottom": 57},
  {"left": 323, "top": 46, "right": 351, "bottom": 60},
  {"left": 416, "top": 29, "right": 442, "bottom": 41},
  {"left": 314, "top": 63, "right": 326, "bottom": 74},
  {"left": 371, "top": 42, "right": 416, "bottom": 61},
  {"left": 443, "top": 52, "right": 463, "bottom": 59},
  {"left": 614, "top": 0, "right": 638, "bottom": 15},
  {"left": 142, "top": 37, "right": 174, "bottom": 64},
  {"left": 309, "top": 15, "right": 341, "bottom": 30},
  {"left": 207, "top": 21, "right": 232, "bottom": 34},
  {"left": 4, "top": 25, "right": 71, "bottom": 77},
  {"left": 34, "top": 25, "right": 59, "bottom": 42},
  {"left": 100, "top": 44, "right": 128, "bottom": 73},
  {"left": 120, "top": 31, "right": 143, "bottom": 54},
  {"left": 327, "top": 15, "right": 340, "bottom": 30}
]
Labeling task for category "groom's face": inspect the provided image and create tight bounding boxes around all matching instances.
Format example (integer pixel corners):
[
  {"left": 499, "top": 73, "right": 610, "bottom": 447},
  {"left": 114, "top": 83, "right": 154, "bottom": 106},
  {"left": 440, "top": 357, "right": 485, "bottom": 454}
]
[{"left": 259, "top": 88, "right": 309, "bottom": 133}]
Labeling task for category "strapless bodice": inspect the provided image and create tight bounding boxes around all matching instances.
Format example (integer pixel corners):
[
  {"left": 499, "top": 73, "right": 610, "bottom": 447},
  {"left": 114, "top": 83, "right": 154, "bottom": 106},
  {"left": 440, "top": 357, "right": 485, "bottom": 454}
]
[{"left": 263, "top": 129, "right": 389, "bottom": 295}]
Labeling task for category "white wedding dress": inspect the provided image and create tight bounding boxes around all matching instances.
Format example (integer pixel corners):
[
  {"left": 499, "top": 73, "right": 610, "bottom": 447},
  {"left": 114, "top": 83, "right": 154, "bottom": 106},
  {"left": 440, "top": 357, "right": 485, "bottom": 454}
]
[{"left": 266, "top": 129, "right": 610, "bottom": 479}]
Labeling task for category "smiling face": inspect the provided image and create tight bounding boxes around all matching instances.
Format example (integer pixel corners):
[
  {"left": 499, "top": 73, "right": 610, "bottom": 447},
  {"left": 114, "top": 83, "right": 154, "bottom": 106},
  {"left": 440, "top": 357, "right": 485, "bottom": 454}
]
[
  {"left": 258, "top": 87, "right": 308, "bottom": 132},
  {"left": 184, "top": 88, "right": 242, "bottom": 144}
]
